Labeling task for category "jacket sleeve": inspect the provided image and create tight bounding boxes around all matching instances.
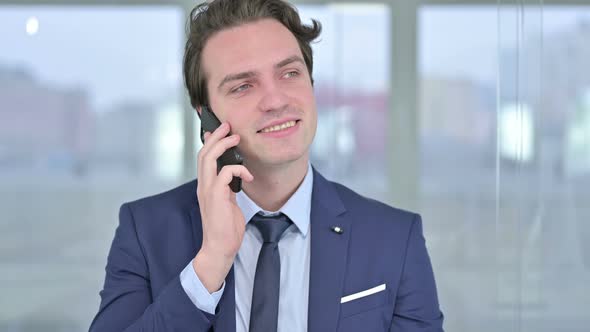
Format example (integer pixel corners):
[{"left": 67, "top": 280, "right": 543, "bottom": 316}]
[
  {"left": 89, "top": 203, "right": 217, "bottom": 332},
  {"left": 390, "top": 214, "right": 445, "bottom": 332}
]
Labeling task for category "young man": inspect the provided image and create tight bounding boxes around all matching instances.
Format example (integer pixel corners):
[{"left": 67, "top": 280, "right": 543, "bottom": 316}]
[{"left": 90, "top": 0, "right": 444, "bottom": 331}]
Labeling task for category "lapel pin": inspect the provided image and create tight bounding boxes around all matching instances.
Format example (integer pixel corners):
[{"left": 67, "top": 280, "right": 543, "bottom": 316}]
[{"left": 331, "top": 226, "right": 344, "bottom": 234}]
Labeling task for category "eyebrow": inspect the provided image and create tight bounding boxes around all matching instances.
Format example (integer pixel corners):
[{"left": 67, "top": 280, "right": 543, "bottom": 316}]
[
  {"left": 275, "top": 55, "right": 305, "bottom": 70},
  {"left": 216, "top": 55, "right": 306, "bottom": 91},
  {"left": 217, "top": 71, "right": 257, "bottom": 92}
]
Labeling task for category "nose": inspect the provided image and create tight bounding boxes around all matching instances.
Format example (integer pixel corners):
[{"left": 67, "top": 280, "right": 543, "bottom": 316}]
[{"left": 256, "top": 80, "right": 289, "bottom": 113}]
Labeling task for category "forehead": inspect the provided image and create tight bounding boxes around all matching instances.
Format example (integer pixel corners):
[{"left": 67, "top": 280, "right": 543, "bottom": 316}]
[{"left": 201, "top": 18, "right": 304, "bottom": 83}]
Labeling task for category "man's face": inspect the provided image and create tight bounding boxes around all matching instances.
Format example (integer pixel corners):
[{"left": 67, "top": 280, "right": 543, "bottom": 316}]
[{"left": 201, "top": 18, "right": 317, "bottom": 169}]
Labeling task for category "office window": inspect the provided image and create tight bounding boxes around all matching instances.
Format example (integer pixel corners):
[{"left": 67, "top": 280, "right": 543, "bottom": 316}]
[
  {"left": 0, "top": 6, "right": 184, "bottom": 331},
  {"left": 419, "top": 5, "right": 590, "bottom": 332},
  {"left": 298, "top": 4, "right": 392, "bottom": 201}
]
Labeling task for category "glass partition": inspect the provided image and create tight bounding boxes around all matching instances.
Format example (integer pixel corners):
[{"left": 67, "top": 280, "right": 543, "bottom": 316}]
[
  {"left": 419, "top": 4, "right": 590, "bottom": 332},
  {"left": 0, "top": 6, "right": 184, "bottom": 331}
]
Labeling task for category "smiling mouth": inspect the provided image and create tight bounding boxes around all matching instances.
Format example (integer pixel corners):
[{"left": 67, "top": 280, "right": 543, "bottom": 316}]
[{"left": 258, "top": 120, "right": 300, "bottom": 133}]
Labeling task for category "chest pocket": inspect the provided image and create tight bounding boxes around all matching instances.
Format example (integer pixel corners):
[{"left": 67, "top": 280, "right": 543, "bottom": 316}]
[
  {"left": 337, "top": 284, "right": 394, "bottom": 332},
  {"left": 340, "top": 283, "right": 392, "bottom": 318}
]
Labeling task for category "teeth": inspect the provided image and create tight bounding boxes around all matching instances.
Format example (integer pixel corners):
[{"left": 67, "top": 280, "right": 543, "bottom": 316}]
[{"left": 261, "top": 120, "right": 296, "bottom": 133}]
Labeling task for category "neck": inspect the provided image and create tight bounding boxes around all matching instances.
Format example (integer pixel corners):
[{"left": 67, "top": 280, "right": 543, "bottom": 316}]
[{"left": 242, "top": 157, "right": 309, "bottom": 212}]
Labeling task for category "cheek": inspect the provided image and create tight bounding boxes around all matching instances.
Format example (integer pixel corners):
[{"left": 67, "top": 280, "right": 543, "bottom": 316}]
[
  {"left": 301, "top": 91, "right": 317, "bottom": 119},
  {"left": 209, "top": 96, "right": 253, "bottom": 130},
  {"left": 227, "top": 112, "right": 252, "bottom": 135},
  {"left": 298, "top": 84, "right": 316, "bottom": 105},
  {"left": 282, "top": 84, "right": 315, "bottom": 113}
]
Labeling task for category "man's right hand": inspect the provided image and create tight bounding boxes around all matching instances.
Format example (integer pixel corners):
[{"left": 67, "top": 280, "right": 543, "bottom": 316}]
[{"left": 193, "top": 122, "right": 254, "bottom": 293}]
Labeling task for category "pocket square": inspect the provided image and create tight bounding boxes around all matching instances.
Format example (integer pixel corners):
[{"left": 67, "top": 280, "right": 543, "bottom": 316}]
[{"left": 340, "top": 283, "right": 386, "bottom": 304}]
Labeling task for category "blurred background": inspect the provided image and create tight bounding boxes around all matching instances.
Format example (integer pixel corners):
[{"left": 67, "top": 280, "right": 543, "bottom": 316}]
[{"left": 1, "top": 0, "right": 589, "bottom": 331}]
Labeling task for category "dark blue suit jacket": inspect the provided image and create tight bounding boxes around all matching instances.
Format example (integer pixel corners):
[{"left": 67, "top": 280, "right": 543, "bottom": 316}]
[{"left": 90, "top": 168, "right": 444, "bottom": 331}]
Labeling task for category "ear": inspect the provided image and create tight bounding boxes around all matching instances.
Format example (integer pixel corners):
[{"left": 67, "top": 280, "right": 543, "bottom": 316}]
[{"left": 196, "top": 105, "right": 202, "bottom": 118}]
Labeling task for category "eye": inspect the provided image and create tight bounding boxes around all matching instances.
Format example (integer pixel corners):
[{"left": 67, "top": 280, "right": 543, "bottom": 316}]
[
  {"left": 283, "top": 70, "right": 300, "bottom": 79},
  {"left": 231, "top": 83, "right": 251, "bottom": 94}
]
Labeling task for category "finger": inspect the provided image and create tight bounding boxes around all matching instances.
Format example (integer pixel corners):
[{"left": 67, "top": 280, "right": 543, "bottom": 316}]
[
  {"left": 200, "top": 135, "right": 241, "bottom": 182},
  {"left": 229, "top": 191, "right": 238, "bottom": 205},
  {"left": 214, "top": 165, "right": 254, "bottom": 190},
  {"left": 197, "top": 132, "right": 211, "bottom": 188},
  {"left": 199, "top": 122, "right": 229, "bottom": 164},
  {"left": 202, "top": 122, "right": 230, "bottom": 147},
  {"left": 198, "top": 123, "right": 231, "bottom": 183},
  {"left": 198, "top": 131, "right": 212, "bottom": 172}
]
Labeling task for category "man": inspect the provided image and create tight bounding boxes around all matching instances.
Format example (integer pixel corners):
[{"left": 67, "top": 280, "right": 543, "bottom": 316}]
[{"left": 89, "top": 0, "right": 444, "bottom": 331}]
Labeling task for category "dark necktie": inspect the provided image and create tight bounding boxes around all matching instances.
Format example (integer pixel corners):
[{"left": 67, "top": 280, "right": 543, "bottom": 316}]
[{"left": 249, "top": 212, "right": 293, "bottom": 332}]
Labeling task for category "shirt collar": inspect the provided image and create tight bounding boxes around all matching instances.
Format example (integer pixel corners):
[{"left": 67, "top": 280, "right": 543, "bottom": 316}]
[{"left": 236, "top": 163, "right": 312, "bottom": 237}]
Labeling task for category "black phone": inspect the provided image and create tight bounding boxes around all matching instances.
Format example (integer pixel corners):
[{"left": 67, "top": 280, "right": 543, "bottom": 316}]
[{"left": 199, "top": 105, "right": 244, "bottom": 193}]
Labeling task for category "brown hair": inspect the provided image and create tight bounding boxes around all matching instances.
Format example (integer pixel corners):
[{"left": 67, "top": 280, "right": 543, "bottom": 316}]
[{"left": 182, "top": 0, "right": 322, "bottom": 109}]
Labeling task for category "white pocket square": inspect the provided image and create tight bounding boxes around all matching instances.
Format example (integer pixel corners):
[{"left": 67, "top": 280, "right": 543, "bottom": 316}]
[{"left": 340, "top": 283, "right": 386, "bottom": 304}]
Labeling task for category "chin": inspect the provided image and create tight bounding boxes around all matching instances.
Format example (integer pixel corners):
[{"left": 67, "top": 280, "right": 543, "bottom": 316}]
[{"left": 248, "top": 149, "right": 307, "bottom": 168}]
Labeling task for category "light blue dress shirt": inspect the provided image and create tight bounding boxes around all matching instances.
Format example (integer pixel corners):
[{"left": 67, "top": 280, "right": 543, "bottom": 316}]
[{"left": 180, "top": 163, "right": 313, "bottom": 332}]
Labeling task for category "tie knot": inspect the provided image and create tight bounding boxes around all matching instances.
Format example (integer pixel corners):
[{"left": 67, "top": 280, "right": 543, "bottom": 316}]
[{"left": 250, "top": 213, "right": 293, "bottom": 243}]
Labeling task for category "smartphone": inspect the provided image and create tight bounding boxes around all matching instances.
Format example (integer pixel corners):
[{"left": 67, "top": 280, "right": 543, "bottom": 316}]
[{"left": 199, "top": 105, "right": 243, "bottom": 193}]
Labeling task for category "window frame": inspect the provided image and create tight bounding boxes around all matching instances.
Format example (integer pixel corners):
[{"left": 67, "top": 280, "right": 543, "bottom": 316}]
[{"left": 3, "top": 0, "right": 588, "bottom": 209}]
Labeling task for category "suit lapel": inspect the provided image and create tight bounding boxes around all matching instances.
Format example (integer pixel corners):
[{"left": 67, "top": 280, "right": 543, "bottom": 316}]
[
  {"left": 190, "top": 171, "right": 351, "bottom": 332},
  {"left": 190, "top": 199, "right": 237, "bottom": 332},
  {"left": 307, "top": 169, "right": 350, "bottom": 332}
]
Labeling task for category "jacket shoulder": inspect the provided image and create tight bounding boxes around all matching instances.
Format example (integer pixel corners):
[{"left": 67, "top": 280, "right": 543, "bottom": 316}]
[
  {"left": 329, "top": 180, "right": 419, "bottom": 227},
  {"left": 123, "top": 179, "right": 198, "bottom": 220}
]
